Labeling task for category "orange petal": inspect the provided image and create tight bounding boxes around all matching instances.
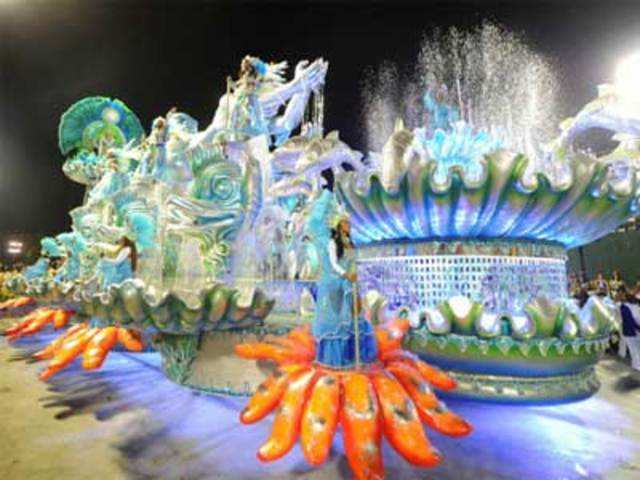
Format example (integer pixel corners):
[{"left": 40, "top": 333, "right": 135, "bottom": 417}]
[
  {"left": 386, "top": 361, "right": 439, "bottom": 411},
  {"left": 19, "top": 310, "right": 57, "bottom": 336},
  {"left": 235, "top": 341, "right": 308, "bottom": 365},
  {"left": 52, "top": 310, "right": 73, "bottom": 329},
  {"left": 117, "top": 328, "right": 144, "bottom": 352},
  {"left": 287, "top": 326, "right": 316, "bottom": 355},
  {"left": 340, "top": 372, "right": 384, "bottom": 480},
  {"left": 82, "top": 327, "right": 119, "bottom": 370},
  {"left": 300, "top": 373, "right": 341, "bottom": 466},
  {"left": 375, "top": 319, "right": 410, "bottom": 356},
  {"left": 40, "top": 327, "right": 100, "bottom": 381},
  {"left": 3, "top": 311, "right": 38, "bottom": 336},
  {"left": 419, "top": 406, "right": 473, "bottom": 438},
  {"left": 257, "top": 368, "right": 317, "bottom": 462},
  {"left": 370, "top": 371, "right": 441, "bottom": 467},
  {"left": 269, "top": 335, "right": 315, "bottom": 362},
  {"left": 33, "top": 323, "right": 88, "bottom": 360},
  {"left": 240, "top": 367, "right": 300, "bottom": 424},
  {"left": 14, "top": 297, "right": 35, "bottom": 308},
  {"left": 382, "top": 349, "right": 456, "bottom": 391}
]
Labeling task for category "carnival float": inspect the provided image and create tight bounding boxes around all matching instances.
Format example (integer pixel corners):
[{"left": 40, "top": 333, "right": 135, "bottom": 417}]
[{"left": 2, "top": 23, "right": 640, "bottom": 479}]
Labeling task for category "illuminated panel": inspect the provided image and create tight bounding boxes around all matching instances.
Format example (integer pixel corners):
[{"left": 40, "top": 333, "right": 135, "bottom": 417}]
[{"left": 356, "top": 253, "right": 568, "bottom": 313}]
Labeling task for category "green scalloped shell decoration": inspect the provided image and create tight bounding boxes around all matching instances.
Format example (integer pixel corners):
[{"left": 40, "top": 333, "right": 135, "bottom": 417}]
[
  {"left": 409, "top": 329, "right": 610, "bottom": 359},
  {"left": 76, "top": 279, "right": 274, "bottom": 334},
  {"left": 439, "top": 296, "right": 483, "bottom": 335},
  {"left": 524, "top": 296, "right": 566, "bottom": 337},
  {"left": 337, "top": 150, "right": 639, "bottom": 248},
  {"left": 58, "top": 96, "right": 145, "bottom": 155},
  {"left": 421, "top": 294, "right": 612, "bottom": 341}
]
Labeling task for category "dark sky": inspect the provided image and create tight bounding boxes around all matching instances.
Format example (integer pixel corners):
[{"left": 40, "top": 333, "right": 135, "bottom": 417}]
[{"left": 2, "top": 0, "right": 640, "bottom": 236}]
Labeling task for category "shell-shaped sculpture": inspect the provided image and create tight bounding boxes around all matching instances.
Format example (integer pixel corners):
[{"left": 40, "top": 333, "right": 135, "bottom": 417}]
[
  {"left": 524, "top": 296, "right": 564, "bottom": 337},
  {"left": 424, "top": 307, "right": 451, "bottom": 335},
  {"left": 475, "top": 312, "right": 501, "bottom": 338},
  {"left": 423, "top": 294, "right": 612, "bottom": 341},
  {"left": 337, "top": 151, "right": 639, "bottom": 248},
  {"left": 509, "top": 314, "right": 537, "bottom": 340},
  {"left": 439, "top": 296, "right": 483, "bottom": 335},
  {"left": 76, "top": 279, "right": 274, "bottom": 334}
]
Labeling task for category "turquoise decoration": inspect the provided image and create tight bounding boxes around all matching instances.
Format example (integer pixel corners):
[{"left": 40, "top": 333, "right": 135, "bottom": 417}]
[
  {"left": 250, "top": 57, "right": 269, "bottom": 76},
  {"left": 338, "top": 152, "right": 637, "bottom": 249},
  {"left": 54, "top": 232, "right": 87, "bottom": 284},
  {"left": 58, "top": 97, "right": 144, "bottom": 155},
  {"left": 125, "top": 212, "right": 156, "bottom": 251},
  {"left": 40, "top": 237, "right": 62, "bottom": 258},
  {"left": 423, "top": 91, "right": 459, "bottom": 131},
  {"left": 418, "top": 123, "right": 502, "bottom": 184},
  {"left": 23, "top": 258, "right": 49, "bottom": 282}
]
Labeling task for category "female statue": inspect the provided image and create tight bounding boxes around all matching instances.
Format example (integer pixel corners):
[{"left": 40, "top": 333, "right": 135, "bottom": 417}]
[{"left": 201, "top": 55, "right": 328, "bottom": 146}]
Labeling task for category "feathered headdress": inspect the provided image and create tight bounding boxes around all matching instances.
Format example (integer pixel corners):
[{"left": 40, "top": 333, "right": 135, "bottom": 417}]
[{"left": 245, "top": 56, "right": 288, "bottom": 84}]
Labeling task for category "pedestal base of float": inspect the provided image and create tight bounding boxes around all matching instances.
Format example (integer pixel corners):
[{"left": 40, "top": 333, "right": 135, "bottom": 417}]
[
  {"left": 155, "top": 326, "right": 293, "bottom": 396},
  {"left": 407, "top": 329, "right": 609, "bottom": 404},
  {"left": 440, "top": 367, "right": 600, "bottom": 404}
]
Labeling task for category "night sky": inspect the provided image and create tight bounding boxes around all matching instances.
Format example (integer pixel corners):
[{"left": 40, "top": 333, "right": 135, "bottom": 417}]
[{"left": 2, "top": 0, "right": 640, "bottom": 236}]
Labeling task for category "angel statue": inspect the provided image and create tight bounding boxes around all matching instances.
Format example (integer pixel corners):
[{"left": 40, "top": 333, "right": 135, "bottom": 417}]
[
  {"left": 305, "top": 190, "right": 377, "bottom": 367},
  {"left": 200, "top": 55, "right": 328, "bottom": 146}
]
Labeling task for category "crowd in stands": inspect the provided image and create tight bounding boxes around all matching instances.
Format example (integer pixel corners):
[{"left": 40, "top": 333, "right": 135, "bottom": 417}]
[
  {"left": 569, "top": 270, "right": 640, "bottom": 372},
  {"left": 0, "top": 264, "right": 22, "bottom": 301}
]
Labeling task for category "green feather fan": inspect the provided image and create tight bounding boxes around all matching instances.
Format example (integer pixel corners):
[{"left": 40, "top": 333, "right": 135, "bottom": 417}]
[{"left": 58, "top": 96, "right": 145, "bottom": 156}]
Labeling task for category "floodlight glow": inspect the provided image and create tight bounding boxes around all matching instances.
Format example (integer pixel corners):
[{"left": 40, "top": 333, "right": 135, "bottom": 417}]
[{"left": 615, "top": 52, "right": 640, "bottom": 104}]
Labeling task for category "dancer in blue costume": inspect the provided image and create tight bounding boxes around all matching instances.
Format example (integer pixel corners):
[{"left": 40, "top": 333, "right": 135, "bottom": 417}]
[
  {"left": 97, "top": 236, "right": 136, "bottom": 290},
  {"left": 306, "top": 190, "right": 377, "bottom": 368}
]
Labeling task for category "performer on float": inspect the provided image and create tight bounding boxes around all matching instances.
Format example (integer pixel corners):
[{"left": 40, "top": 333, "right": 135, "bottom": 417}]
[
  {"left": 95, "top": 235, "right": 136, "bottom": 290},
  {"left": 235, "top": 190, "right": 472, "bottom": 480},
  {"left": 200, "top": 55, "right": 327, "bottom": 146},
  {"left": 310, "top": 190, "right": 377, "bottom": 367}
]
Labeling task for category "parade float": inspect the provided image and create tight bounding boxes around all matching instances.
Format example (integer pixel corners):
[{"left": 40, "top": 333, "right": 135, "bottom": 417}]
[
  {"left": 4, "top": 57, "right": 337, "bottom": 390},
  {"left": 2, "top": 22, "right": 640, "bottom": 480},
  {"left": 1, "top": 54, "right": 472, "bottom": 479},
  {"left": 338, "top": 26, "right": 640, "bottom": 402}
]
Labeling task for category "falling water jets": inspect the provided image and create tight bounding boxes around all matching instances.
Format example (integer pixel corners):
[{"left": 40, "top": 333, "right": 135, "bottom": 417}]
[{"left": 361, "top": 22, "right": 563, "bottom": 163}]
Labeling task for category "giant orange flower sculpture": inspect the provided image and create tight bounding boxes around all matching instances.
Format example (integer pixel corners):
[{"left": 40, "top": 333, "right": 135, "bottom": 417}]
[
  {"left": 0, "top": 296, "right": 35, "bottom": 311},
  {"left": 2, "top": 307, "right": 73, "bottom": 341},
  {"left": 235, "top": 319, "right": 472, "bottom": 480},
  {"left": 1, "top": 308, "right": 144, "bottom": 380},
  {"left": 35, "top": 324, "right": 144, "bottom": 380}
]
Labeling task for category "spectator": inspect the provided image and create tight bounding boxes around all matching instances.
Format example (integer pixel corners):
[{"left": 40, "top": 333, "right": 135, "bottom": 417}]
[
  {"left": 592, "top": 271, "right": 609, "bottom": 297},
  {"left": 619, "top": 288, "right": 640, "bottom": 371},
  {"left": 633, "top": 280, "right": 640, "bottom": 302},
  {"left": 609, "top": 270, "right": 625, "bottom": 295}
]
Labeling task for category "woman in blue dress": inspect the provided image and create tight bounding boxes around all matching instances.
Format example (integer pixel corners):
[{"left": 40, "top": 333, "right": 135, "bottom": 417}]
[
  {"left": 308, "top": 191, "right": 377, "bottom": 368},
  {"left": 97, "top": 236, "right": 136, "bottom": 290}
]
